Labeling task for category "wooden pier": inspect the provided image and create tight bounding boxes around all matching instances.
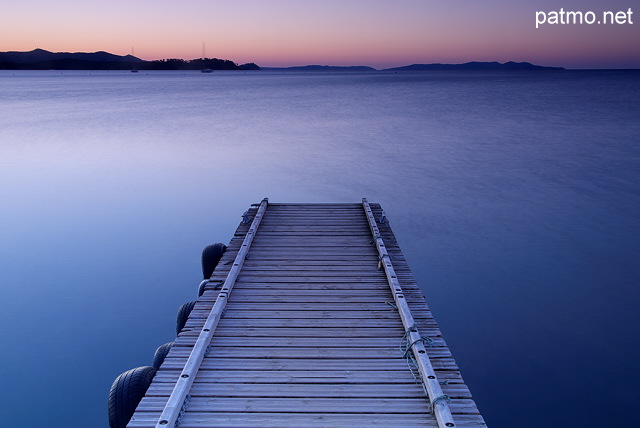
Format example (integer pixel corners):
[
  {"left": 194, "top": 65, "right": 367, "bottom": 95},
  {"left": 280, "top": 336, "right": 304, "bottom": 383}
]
[{"left": 127, "top": 199, "right": 485, "bottom": 427}]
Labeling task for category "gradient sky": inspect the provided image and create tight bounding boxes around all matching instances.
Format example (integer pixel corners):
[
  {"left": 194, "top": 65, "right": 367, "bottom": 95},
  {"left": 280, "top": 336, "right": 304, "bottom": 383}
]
[{"left": 2, "top": 0, "right": 638, "bottom": 68}]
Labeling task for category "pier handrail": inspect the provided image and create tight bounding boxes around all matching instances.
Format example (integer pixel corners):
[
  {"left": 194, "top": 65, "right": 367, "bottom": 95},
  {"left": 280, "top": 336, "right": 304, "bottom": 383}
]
[
  {"left": 362, "top": 198, "right": 456, "bottom": 428},
  {"left": 154, "top": 198, "right": 269, "bottom": 428}
]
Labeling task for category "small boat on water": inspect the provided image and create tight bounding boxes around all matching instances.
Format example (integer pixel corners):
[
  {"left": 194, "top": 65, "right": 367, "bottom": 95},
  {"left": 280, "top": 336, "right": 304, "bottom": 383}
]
[
  {"left": 130, "top": 47, "right": 139, "bottom": 73},
  {"left": 201, "top": 42, "right": 213, "bottom": 73}
]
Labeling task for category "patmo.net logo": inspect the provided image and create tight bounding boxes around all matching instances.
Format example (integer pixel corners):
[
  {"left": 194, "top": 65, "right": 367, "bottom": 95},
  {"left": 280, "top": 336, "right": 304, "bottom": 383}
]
[{"left": 536, "top": 8, "right": 634, "bottom": 28}]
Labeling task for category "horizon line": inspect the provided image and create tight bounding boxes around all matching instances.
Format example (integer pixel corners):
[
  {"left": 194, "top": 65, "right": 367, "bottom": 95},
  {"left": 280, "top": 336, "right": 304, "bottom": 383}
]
[{"left": 4, "top": 48, "right": 640, "bottom": 71}]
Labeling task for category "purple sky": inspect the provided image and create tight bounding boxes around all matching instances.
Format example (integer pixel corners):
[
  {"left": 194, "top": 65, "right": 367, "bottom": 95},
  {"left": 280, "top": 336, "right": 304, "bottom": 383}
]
[{"left": 2, "top": 0, "right": 638, "bottom": 68}]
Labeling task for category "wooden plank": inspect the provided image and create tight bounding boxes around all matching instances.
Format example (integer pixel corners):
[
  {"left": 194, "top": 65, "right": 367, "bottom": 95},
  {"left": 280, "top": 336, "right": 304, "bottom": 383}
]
[
  {"left": 179, "top": 326, "right": 442, "bottom": 338},
  {"left": 257, "top": 218, "right": 367, "bottom": 221},
  {"left": 250, "top": 238, "right": 379, "bottom": 245},
  {"left": 244, "top": 255, "right": 380, "bottom": 261},
  {"left": 154, "top": 369, "right": 423, "bottom": 381},
  {"left": 266, "top": 203, "right": 361, "bottom": 208},
  {"left": 247, "top": 244, "right": 376, "bottom": 249},
  {"left": 199, "top": 300, "right": 409, "bottom": 310},
  {"left": 256, "top": 227, "right": 372, "bottom": 233},
  {"left": 228, "top": 281, "right": 394, "bottom": 287},
  {"left": 129, "top": 412, "right": 440, "bottom": 428},
  {"left": 211, "top": 318, "right": 405, "bottom": 328},
  {"left": 137, "top": 396, "right": 434, "bottom": 413},
  {"left": 190, "top": 302, "right": 428, "bottom": 311},
  {"left": 135, "top": 396, "right": 483, "bottom": 417},
  {"left": 165, "top": 346, "right": 452, "bottom": 359},
  {"left": 239, "top": 265, "right": 383, "bottom": 271},
  {"left": 201, "top": 282, "right": 393, "bottom": 291},
  {"left": 242, "top": 260, "right": 382, "bottom": 266},
  {"left": 210, "top": 281, "right": 392, "bottom": 288},
  {"left": 218, "top": 296, "right": 423, "bottom": 305},
  {"left": 160, "top": 357, "right": 460, "bottom": 371},
  {"left": 259, "top": 210, "right": 366, "bottom": 214},
  {"left": 237, "top": 273, "right": 386, "bottom": 280},
  {"left": 152, "top": 369, "right": 450, "bottom": 383},
  {"left": 222, "top": 287, "right": 395, "bottom": 294},
  {"left": 212, "top": 310, "right": 419, "bottom": 320},
  {"left": 130, "top": 413, "right": 488, "bottom": 428},
  {"left": 219, "top": 289, "right": 427, "bottom": 298},
  {"left": 147, "top": 383, "right": 473, "bottom": 400},
  {"left": 181, "top": 335, "right": 446, "bottom": 348},
  {"left": 149, "top": 383, "right": 429, "bottom": 397},
  {"left": 234, "top": 277, "right": 389, "bottom": 283}
]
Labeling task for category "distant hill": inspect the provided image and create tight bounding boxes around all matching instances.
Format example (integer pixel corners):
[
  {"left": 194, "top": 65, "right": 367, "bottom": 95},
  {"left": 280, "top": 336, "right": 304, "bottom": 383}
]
[
  {"left": 0, "top": 49, "right": 145, "bottom": 70},
  {"left": 262, "top": 65, "right": 376, "bottom": 72},
  {"left": 254, "top": 61, "right": 563, "bottom": 72},
  {"left": 0, "top": 49, "right": 259, "bottom": 71},
  {"left": 0, "top": 48, "right": 141, "bottom": 64},
  {"left": 384, "top": 61, "right": 565, "bottom": 71}
]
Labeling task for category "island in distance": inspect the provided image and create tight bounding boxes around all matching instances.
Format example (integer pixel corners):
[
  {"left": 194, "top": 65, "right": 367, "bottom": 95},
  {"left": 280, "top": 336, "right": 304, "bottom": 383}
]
[
  {"left": 384, "top": 61, "right": 565, "bottom": 71},
  {"left": 261, "top": 65, "right": 377, "bottom": 71},
  {"left": 0, "top": 49, "right": 258, "bottom": 70},
  {"left": 0, "top": 49, "right": 565, "bottom": 71},
  {"left": 266, "top": 62, "right": 564, "bottom": 71}
]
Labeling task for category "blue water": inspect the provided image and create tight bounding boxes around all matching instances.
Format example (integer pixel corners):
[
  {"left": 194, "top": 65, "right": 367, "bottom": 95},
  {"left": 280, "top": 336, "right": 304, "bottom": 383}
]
[{"left": 1, "top": 69, "right": 639, "bottom": 427}]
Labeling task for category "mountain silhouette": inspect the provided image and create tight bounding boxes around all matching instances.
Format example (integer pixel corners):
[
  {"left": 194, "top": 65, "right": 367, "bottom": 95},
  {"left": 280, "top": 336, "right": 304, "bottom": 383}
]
[
  {"left": 384, "top": 61, "right": 564, "bottom": 71},
  {"left": 0, "top": 48, "right": 141, "bottom": 64}
]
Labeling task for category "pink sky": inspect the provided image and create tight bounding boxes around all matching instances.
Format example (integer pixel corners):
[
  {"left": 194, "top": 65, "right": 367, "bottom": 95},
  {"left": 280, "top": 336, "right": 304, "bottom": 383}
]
[{"left": 2, "top": 0, "right": 638, "bottom": 69}]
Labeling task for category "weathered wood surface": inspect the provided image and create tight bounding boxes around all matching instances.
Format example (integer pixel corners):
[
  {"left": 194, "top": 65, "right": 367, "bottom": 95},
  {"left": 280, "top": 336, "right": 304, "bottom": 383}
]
[{"left": 128, "top": 202, "right": 485, "bottom": 427}]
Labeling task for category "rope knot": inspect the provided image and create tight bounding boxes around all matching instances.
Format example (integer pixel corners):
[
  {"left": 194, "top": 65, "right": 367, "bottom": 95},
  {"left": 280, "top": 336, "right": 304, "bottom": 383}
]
[
  {"left": 429, "top": 394, "right": 451, "bottom": 412},
  {"left": 402, "top": 336, "right": 435, "bottom": 359}
]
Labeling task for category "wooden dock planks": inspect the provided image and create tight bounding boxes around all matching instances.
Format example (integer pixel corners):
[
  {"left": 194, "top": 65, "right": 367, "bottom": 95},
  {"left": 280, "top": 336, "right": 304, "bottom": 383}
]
[{"left": 128, "top": 201, "right": 485, "bottom": 427}]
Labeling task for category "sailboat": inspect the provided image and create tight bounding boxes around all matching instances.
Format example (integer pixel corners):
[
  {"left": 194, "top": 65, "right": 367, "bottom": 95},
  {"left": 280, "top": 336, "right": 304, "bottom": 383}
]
[
  {"left": 201, "top": 42, "right": 213, "bottom": 73},
  {"left": 130, "top": 47, "right": 139, "bottom": 73}
]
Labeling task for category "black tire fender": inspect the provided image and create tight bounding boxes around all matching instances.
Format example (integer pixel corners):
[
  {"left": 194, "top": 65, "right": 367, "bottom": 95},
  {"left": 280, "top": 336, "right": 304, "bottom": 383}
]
[
  {"left": 108, "top": 366, "right": 157, "bottom": 428},
  {"left": 151, "top": 342, "right": 174, "bottom": 369},
  {"left": 201, "top": 243, "right": 226, "bottom": 279},
  {"left": 176, "top": 300, "right": 197, "bottom": 335},
  {"left": 197, "top": 279, "right": 209, "bottom": 297}
]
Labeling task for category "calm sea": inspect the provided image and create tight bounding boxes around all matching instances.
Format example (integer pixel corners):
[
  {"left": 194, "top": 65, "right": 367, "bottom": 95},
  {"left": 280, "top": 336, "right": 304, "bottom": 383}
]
[{"left": 1, "top": 69, "right": 639, "bottom": 427}]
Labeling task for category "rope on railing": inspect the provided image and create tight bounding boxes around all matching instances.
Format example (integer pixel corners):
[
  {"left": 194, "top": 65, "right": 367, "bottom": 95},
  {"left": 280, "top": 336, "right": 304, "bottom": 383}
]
[{"left": 362, "top": 198, "right": 456, "bottom": 428}]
